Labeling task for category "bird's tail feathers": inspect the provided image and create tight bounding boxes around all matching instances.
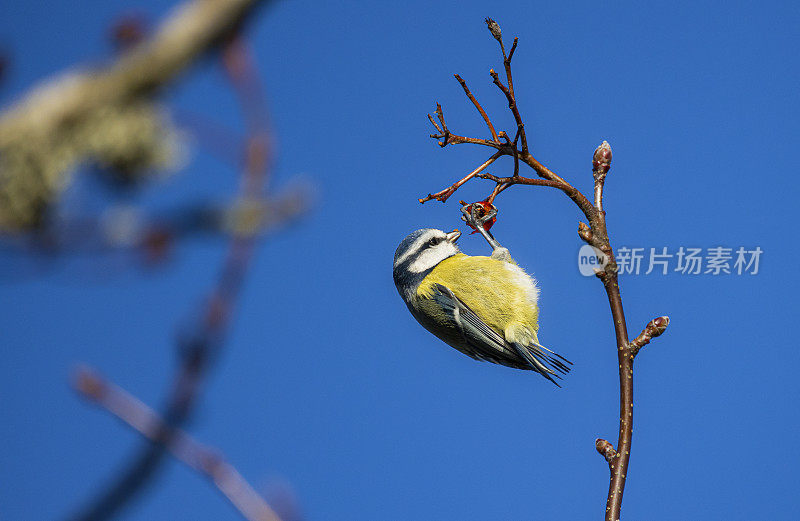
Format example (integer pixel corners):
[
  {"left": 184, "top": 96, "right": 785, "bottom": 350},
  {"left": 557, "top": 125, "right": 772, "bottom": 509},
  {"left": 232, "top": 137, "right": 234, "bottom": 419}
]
[
  {"left": 505, "top": 324, "right": 573, "bottom": 386},
  {"left": 510, "top": 341, "right": 573, "bottom": 387},
  {"left": 532, "top": 342, "right": 573, "bottom": 375}
]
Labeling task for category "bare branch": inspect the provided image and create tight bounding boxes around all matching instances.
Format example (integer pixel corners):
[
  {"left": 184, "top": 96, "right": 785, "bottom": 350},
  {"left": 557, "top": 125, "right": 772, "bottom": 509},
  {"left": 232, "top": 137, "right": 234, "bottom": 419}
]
[
  {"left": 602, "top": 279, "right": 631, "bottom": 521},
  {"left": 74, "top": 366, "right": 282, "bottom": 521},
  {"left": 423, "top": 20, "right": 667, "bottom": 521},
  {"left": 519, "top": 152, "right": 597, "bottom": 222},
  {"left": 485, "top": 181, "right": 511, "bottom": 205},
  {"left": 511, "top": 125, "right": 521, "bottom": 177},
  {"left": 0, "top": 0, "right": 263, "bottom": 134},
  {"left": 476, "top": 172, "right": 565, "bottom": 189},
  {"left": 504, "top": 37, "right": 519, "bottom": 98},
  {"left": 0, "top": 0, "right": 271, "bottom": 233},
  {"left": 485, "top": 18, "right": 516, "bottom": 95},
  {"left": 454, "top": 74, "right": 499, "bottom": 142},
  {"left": 439, "top": 134, "right": 503, "bottom": 148},
  {"left": 489, "top": 68, "right": 528, "bottom": 154},
  {"left": 506, "top": 37, "right": 518, "bottom": 63},
  {"left": 427, "top": 112, "right": 442, "bottom": 134},
  {"left": 419, "top": 151, "right": 503, "bottom": 203},
  {"left": 427, "top": 103, "right": 501, "bottom": 149},
  {"left": 67, "top": 25, "right": 275, "bottom": 521}
]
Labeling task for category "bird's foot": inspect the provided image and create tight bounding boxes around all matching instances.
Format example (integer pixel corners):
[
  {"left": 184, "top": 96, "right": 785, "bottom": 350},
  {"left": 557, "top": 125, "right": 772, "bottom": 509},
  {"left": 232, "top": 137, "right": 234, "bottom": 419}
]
[{"left": 460, "top": 202, "right": 502, "bottom": 251}]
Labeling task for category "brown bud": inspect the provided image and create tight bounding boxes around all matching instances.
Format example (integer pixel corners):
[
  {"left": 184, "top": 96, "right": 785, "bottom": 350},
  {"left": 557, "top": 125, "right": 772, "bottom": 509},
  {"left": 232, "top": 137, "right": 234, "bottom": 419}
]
[
  {"left": 140, "top": 226, "right": 173, "bottom": 265},
  {"left": 647, "top": 316, "right": 670, "bottom": 338},
  {"left": 110, "top": 14, "right": 147, "bottom": 51},
  {"left": 485, "top": 18, "right": 502, "bottom": 42},
  {"left": 73, "top": 366, "right": 106, "bottom": 400},
  {"left": 197, "top": 450, "right": 224, "bottom": 474},
  {"left": 630, "top": 315, "right": 670, "bottom": 357},
  {"left": 578, "top": 221, "right": 592, "bottom": 242},
  {"left": 592, "top": 141, "right": 612, "bottom": 176},
  {"left": 595, "top": 438, "right": 617, "bottom": 463}
]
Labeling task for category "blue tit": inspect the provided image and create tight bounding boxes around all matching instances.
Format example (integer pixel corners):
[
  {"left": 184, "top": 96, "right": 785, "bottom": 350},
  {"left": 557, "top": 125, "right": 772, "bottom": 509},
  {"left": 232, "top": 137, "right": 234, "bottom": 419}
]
[{"left": 392, "top": 225, "right": 571, "bottom": 385}]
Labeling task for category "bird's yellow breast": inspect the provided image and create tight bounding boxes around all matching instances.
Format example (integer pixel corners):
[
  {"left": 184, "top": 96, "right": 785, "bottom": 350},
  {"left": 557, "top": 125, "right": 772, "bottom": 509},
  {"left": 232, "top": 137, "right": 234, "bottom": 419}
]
[{"left": 417, "top": 253, "right": 539, "bottom": 336}]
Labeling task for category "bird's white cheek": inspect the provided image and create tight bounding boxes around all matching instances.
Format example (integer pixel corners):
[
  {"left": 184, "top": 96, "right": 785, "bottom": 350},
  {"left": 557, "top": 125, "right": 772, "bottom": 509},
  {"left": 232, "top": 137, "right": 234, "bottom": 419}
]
[
  {"left": 407, "top": 244, "right": 457, "bottom": 273},
  {"left": 407, "top": 249, "right": 441, "bottom": 273}
]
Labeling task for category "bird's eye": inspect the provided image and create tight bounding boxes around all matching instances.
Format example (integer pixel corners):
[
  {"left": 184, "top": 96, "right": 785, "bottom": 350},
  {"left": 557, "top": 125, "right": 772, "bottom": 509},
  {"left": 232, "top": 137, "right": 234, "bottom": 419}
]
[{"left": 428, "top": 237, "right": 441, "bottom": 247}]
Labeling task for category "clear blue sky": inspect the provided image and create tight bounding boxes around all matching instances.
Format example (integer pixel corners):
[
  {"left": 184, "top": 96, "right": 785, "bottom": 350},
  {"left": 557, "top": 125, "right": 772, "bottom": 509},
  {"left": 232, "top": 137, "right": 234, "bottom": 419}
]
[{"left": 2, "top": 1, "right": 800, "bottom": 519}]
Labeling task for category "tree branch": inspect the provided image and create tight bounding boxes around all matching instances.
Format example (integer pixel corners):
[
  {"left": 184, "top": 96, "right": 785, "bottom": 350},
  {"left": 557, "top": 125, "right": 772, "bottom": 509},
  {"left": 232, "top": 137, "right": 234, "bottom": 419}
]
[
  {"left": 488, "top": 68, "right": 528, "bottom": 155},
  {"left": 419, "top": 152, "right": 503, "bottom": 203},
  {"left": 66, "top": 20, "right": 277, "bottom": 521},
  {"left": 0, "top": 0, "right": 270, "bottom": 233},
  {"left": 427, "top": 102, "right": 502, "bottom": 149},
  {"left": 420, "top": 19, "right": 670, "bottom": 521},
  {"left": 505, "top": 37, "right": 518, "bottom": 95},
  {"left": 484, "top": 18, "right": 526, "bottom": 152},
  {"left": 454, "top": 74, "right": 499, "bottom": 142},
  {"left": 74, "top": 366, "right": 283, "bottom": 521},
  {"left": 0, "top": 0, "right": 263, "bottom": 136}
]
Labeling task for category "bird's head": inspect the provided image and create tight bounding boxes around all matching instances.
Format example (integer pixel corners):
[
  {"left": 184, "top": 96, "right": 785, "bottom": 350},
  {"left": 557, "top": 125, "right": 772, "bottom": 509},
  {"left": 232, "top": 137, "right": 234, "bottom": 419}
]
[{"left": 393, "top": 228, "right": 461, "bottom": 292}]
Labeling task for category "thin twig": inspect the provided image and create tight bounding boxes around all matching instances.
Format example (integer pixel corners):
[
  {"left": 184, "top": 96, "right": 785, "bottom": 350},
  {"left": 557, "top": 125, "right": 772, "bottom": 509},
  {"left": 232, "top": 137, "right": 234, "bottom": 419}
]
[
  {"left": 489, "top": 68, "right": 528, "bottom": 154},
  {"left": 427, "top": 103, "right": 502, "bottom": 149},
  {"left": 476, "top": 172, "right": 565, "bottom": 189},
  {"left": 419, "top": 151, "right": 502, "bottom": 203},
  {"left": 511, "top": 125, "right": 521, "bottom": 177},
  {"left": 485, "top": 25, "right": 527, "bottom": 155},
  {"left": 504, "top": 37, "right": 518, "bottom": 99},
  {"left": 430, "top": 133, "right": 502, "bottom": 149},
  {"left": 599, "top": 271, "right": 630, "bottom": 521},
  {"left": 485, "top": 181, "right": 511, "bottom": 205},
  {"left": 454, "top": 74, "right": 499, "bottom": 142},
  {"left": 222, "top": 35, "right": 272, "bottom": 194},
  {"left": 74, "top": 366, "right": 282, "bottom": 521},
  {"left": 506, "top": 38, "right": 518, "bottom": 63},
  {"left": 427, "top": 113, "right": 442, "bottom": 134},
  {"left": 519, "top": 152, "right": 596, "bottom": 221}
]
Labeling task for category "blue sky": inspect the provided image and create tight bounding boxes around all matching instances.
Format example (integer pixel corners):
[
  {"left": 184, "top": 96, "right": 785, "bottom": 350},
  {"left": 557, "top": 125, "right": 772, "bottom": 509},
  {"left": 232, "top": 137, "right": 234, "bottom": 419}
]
[{"left": 2, "top": 1, "right": 800, "bottom": 520}]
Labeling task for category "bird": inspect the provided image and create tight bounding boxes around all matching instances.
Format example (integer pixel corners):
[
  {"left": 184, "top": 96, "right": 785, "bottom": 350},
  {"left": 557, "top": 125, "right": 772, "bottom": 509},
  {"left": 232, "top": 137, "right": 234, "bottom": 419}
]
[{"left": 392, "top": 205, "right": 571, "bottom": 385}]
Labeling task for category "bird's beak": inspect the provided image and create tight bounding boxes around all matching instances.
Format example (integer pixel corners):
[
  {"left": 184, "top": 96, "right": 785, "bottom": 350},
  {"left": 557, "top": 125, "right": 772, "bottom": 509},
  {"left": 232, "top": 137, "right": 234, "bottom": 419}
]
[{"left": 446, "top": 230, "right": 461, "bottom": 243}]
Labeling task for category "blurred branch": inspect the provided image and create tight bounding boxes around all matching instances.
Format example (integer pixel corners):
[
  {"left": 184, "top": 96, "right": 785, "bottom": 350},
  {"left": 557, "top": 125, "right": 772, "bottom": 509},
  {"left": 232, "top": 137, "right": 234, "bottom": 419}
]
[
  {"left": 0, "top": 1, "right": 307, "bottom": 519},
  {"left": 0, "top": 51, "right": 8, "bottom": 86},
  {"left": 74, "top": 366, "right": 282, "bottom": 521},
  {"left": 0, "top": 0, "right": 262, "bottom": 134},
  {"left": 0, "top": 0, "right": 268, "bottom": 232},
  {"left": 0, "top": 189, "right": 308, "bottom": 265},
  {"left": 64, "top": 10, "right": 288, "bottom": 521},
  {"left": 420, "top": 19, "right": 670, "bottom": 520}
]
